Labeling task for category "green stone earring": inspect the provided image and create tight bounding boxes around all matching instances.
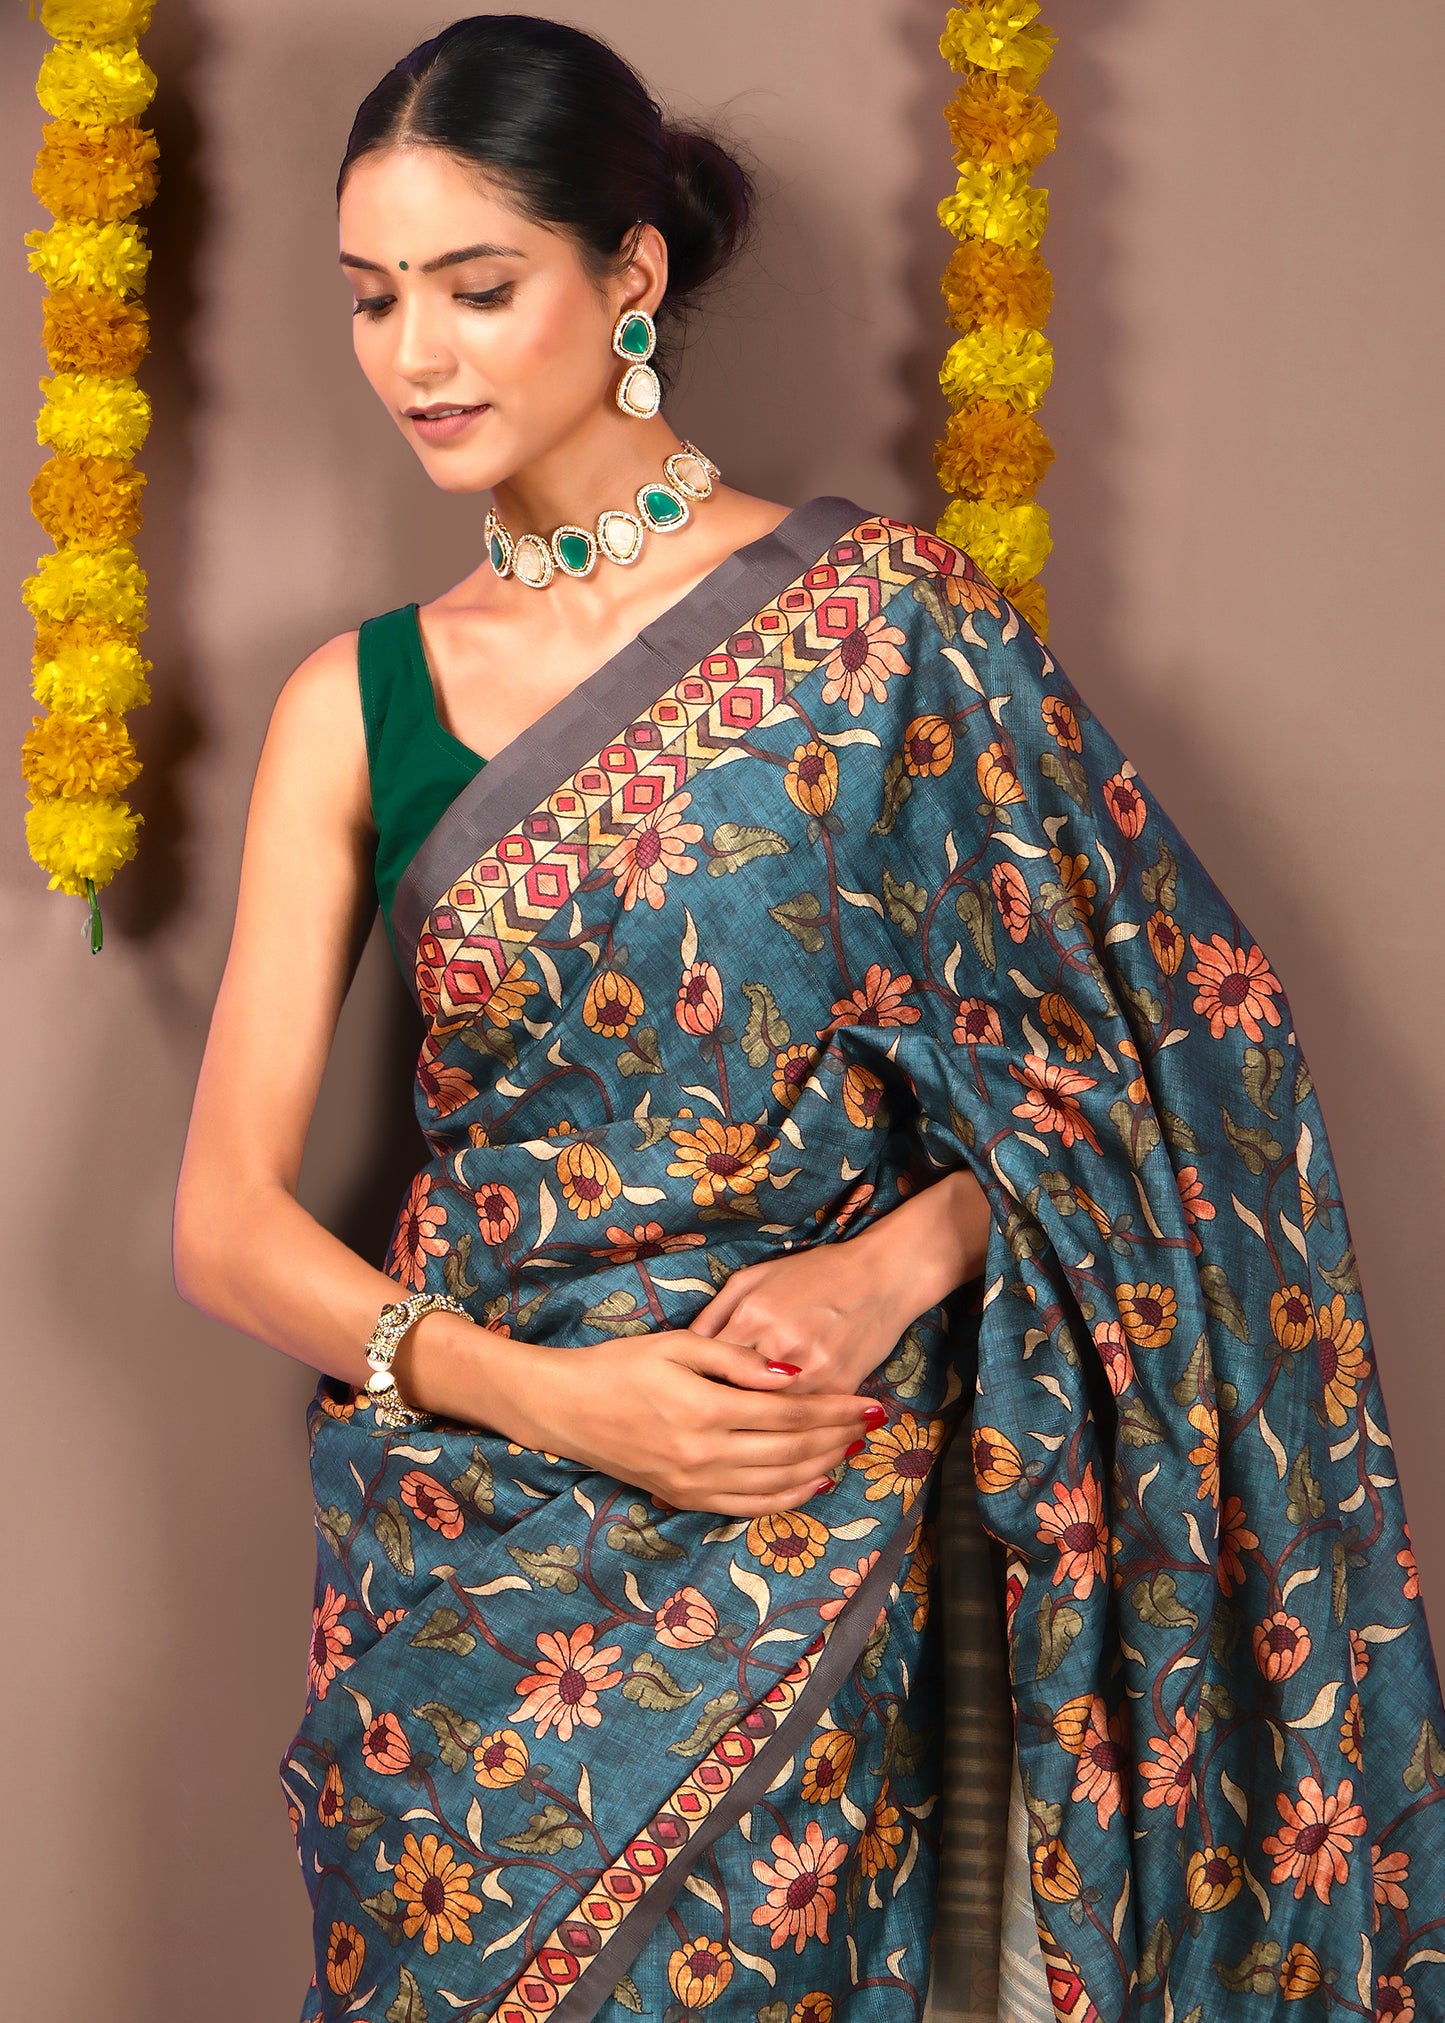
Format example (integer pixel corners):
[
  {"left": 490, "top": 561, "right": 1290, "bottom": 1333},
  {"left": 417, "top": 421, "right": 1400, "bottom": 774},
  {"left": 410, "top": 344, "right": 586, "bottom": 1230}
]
[{"left": 612, "top": 307, "right": 661, "bottom": 419}]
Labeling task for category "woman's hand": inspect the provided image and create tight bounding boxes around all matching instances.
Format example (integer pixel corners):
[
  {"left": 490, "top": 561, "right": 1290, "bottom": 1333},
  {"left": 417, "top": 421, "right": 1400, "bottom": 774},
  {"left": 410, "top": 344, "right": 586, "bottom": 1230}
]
[
  {"left": 686, "top": 1167, "right": 994, "bottom": 1396},
  {"left": 474, "top": 1326, "right": 884, "bottom": 1517}
]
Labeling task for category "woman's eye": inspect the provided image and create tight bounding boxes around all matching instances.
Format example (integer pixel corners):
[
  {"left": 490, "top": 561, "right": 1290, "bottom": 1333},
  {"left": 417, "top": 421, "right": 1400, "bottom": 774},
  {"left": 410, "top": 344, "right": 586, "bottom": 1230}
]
[
  {"left": 458, "top": 285, "right": 514, "bottom": 310},
  {"left": 352, "top": 297, "right": 392, "bottom": 318}
]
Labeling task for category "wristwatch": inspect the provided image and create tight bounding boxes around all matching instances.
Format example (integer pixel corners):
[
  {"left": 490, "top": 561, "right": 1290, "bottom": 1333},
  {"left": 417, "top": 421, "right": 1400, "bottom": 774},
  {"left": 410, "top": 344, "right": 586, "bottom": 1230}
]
[{"left": 364, "top": 1290, "right": 468, "bottom": 1429}]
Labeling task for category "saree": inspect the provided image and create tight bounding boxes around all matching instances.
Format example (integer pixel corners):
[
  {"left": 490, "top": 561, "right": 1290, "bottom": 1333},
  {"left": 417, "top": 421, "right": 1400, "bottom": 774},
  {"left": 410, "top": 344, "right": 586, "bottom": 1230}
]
[{"left": 283, "top": 496, "right": 1445, "bottom": 2023}]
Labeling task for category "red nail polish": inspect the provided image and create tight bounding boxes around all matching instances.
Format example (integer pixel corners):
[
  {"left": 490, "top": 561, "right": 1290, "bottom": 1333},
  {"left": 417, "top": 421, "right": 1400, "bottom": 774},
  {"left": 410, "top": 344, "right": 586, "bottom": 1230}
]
[
  {"left": 765, "top": 1360, "right": 802, "bottom": 1376},
  {"left": 814, "top": 1478, "right": 836, "bottom": 1494},
  {"left": 862, "top": 1404, "right": 887, "bottom": 1429},
  {"left": 844, "top": 1437, "right": 866, "bottom": 1458}
]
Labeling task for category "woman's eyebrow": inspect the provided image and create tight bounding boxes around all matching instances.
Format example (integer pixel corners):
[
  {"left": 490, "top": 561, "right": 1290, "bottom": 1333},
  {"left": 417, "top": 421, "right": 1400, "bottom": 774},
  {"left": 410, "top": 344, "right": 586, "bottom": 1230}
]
[{"left": 339, "top": 242, "right": 528, "bottom": 275}]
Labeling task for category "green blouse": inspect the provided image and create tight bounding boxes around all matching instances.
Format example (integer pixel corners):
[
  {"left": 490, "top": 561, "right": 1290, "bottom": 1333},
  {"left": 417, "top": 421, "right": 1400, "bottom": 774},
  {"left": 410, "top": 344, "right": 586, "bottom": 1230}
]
[{"left": 357, "top": 602, "right": 486, "bottom": 966}]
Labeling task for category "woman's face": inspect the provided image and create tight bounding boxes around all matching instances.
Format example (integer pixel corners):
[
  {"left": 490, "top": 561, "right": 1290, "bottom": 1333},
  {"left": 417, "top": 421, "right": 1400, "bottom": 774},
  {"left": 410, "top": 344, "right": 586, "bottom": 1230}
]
[{"left": 338, "top": 145, "right": 662, "bottom": 493}]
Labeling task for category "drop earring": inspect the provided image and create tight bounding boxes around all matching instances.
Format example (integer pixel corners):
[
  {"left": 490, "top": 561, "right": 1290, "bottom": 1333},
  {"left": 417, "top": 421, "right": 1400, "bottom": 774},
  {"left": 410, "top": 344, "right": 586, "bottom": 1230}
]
[{"left": 613, "top": 307, "right": 661, "bottom": 419}]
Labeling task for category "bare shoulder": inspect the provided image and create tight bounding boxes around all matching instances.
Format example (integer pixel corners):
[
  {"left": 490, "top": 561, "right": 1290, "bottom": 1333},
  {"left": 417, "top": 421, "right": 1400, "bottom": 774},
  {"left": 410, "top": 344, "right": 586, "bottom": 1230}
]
[{"left": 258, "top": 626, "right": 371, "bottom": 820}]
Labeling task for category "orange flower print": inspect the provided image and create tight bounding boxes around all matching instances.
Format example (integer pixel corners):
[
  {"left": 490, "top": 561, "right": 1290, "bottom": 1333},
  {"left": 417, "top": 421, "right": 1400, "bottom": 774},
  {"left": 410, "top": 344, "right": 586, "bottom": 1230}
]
[
  {"left": 1186, "top": 1845, "right": 1242, "bottom": 1914},
  {"left": 1253, "top": 1610, "right": 1311, "bottom": 1682},
  {"left": 668, "top": 1937, "right": 734, "bottom": 2008},
  {"left": 1102, "top": 768, "right": 1147, "bottom": 837},
  {"left": 472, "top": 1727, "right": 529, "bottom": 1788},
  {"left": 972, "top": 1424, "right": 1023, "bottom": 1492},
  {"left": 991, "top": 859, "right": 1033, "bottom": 941},
  {"left": 1068, "top": 1696, "right": 1128, "bottom": 1830},
  {"left": 1041, "top": 694, "right": 1081, "bottom": 750},
  {"left": 1399, "top": 1524, "right": 1420, "bottom": 1600},
  {"left": 818, "top": 613, "right": 909, "bottom": 716},
  {"left": 583, "top": 968, "right": 644, "bottom": 1038},
  {"left": 903, "top": 1528, "right": 935, "bottom": 1631},
  {"left": 1049, "top": 850, "right": 1097, "bottom": 925},
  {"left": 1118, "top": 1281, "right": 1177, "bottom": 1349},
  {"left": 1350, "top": 1628, "right": 1370, "bottom": 1685},
  {"left": 858, "top": 1783, "right": 905, "bottom": 1875},
  {"left": 942, "top": 565, "right": 1002, "bottom": 618},
  {"left": 1031, "top": 1837, "right": 1083, "bottom": 1903},
  {"left": 852, "top": 1413, "right": 943, "bottom": 1507},
  {"left": 785, "top": 738, "right": 839, "bottom": 815},
  {"left": 902, "top": 714, "right": 954, "bottom": 777},
  {"left": 976, "top": 740, "right": 1025, "bottom": 807},
  {"left": 801, "top": 1728, "right": 856, "bottom": 1805},
  {"left": 317, "top": 1760, "right": 345, "bottom": 1829},
  {"left": 1340, "top": 1691, "right": 1365, "bottom": 1769},
  {"left": 400, "top": 1470, "right": 465, "bottom": 1540},
  {"left": 676, "top": 960, "right": 724, "bottom": 1035},
  {"left": 387, "top": 1172, "right": 449, "bottom": 1290},
  {"left": 1279, "top": 1943, "right": 1323, "bottom": 2001},
  {"left": 1146, "top": 908, "right": 1184, "bottom": 975},
  {"left": 1009, "top": 1053, "right": 1102, "bottom": 1153},
  {"left": 1316, "top": 1293, "right": 1369, "bottom": 1426},
  {"left": 820, "top": 1550, "right": 881, "bottom": 1621},
  {"left": 1139, "top": 1706, "right": 1196, "bottom": 1827},
  {"left": 1262, "top": 1776, "right": 1367, "bottom": 1903},
  {"left": 1039, "top": 990, "right": 1094, "bottom": 1061},
  {"left": 773, "top": 1044, "right": 822, "bottom": 1108},
  {"left": 953, "top": 996, "right": 1003, "bottom": 1048},
  {"left": 1218, "top": 1495, "right": 1259, "bottom": 1595},
  {"left": 361, "top": 1711, "right": 412, "bottom": 1775},
  {"left": 325, "top": 1921, "right": 365, "bottom": 1996},
  {"left": 1174, "top": 1165, "right": 1215, "bottom": 1252},
  {"left": 819, "top": 963, "right": 921, "bottom": 1036},
  {"left": 1035, "top": 1464, "right": 1108, "bottom": 1599},
  {"left": 1186, "top": 931, "right": 1283, "bottom": 1042},
  {"left": 485, "top": 956, "right": 540, "bottom": 1029},
  {"left": 591, "top": 1221, "right": 706, "bottom": 1265},
  {"left": 654, "top": 1585, "right": 720, "bottom": 1648},
  {"left": 1376, "top": 1976, "right": 1415, "bottom": 2021},
  {"left": 308, "top": 1584, "right": 353, "bottom": 1700},
  {"left": 598, "top": 791, "right": 703, "bottom": 910},
  {"left": 1373, "top": 1844, "right": 1410, "bottom": 1928},
  {"left": 750, "top": 1819, "right": 848, "bottom": 1952},
  {"left": 418, "top": 1039, "right": 479, "bottom": 1117},
  {"left": 1187, "top": 1399, "right": 1219, "bottom": 1504},
  {"left": 747, "top": 1508, "right": 830, "bottom": 1576},
  {"left": 1092, "top": 1319, "right": 1134, "bottom": 1397},
  {"left": 474, "top": 1181, "right": 519, "bottom": 1246},
  {"left": 391, "top": 1832, "right": 484, "bottom": 1952},
  {"left": 841, "top": 1061, "right": 886, "bottom": 1128},
  {"left": 791, "top": 1994, "right": 834, "bottom": 2023},
  {"left": 555, "top": 1138, "right": 622, "bottom": 1221},
  {"left": 375, "top": 1607, "right": 408, "bottom": 1635},
  {"left": 1270, "top": 1284, "right": 1315, "bottom": 1351},
  {"left": 512, "top": 1622, "right": 624, "bottom": 1742},
  {"left": 667, "top": 1117, "right": 774, "bottom": 1207}
]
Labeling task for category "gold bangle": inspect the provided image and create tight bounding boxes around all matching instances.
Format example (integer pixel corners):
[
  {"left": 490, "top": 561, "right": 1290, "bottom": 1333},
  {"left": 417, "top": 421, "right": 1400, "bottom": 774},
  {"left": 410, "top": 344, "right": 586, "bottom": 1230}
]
[{"left": 363, "top": 1290, "right": 468, "bottom": 1429}]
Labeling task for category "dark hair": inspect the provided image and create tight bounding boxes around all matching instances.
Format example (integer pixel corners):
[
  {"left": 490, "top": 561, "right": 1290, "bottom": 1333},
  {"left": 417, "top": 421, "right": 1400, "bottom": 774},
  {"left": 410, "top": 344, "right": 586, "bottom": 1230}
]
[{"left": 337, "top": 13, "right": 755, "bottom": 395}]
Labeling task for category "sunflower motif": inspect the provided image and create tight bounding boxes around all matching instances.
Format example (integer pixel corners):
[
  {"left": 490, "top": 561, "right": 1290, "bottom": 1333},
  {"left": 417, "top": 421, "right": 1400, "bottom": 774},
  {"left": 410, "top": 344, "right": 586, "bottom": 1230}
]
[
  {"left": 1187, "top": 1398, "right": 1219, "bottom": 1505},
  {"left": 841, "top": 1061, "right": 886, "bottom": 1128},
  {"left": 1008, "top": 1052, "right": 1101, "bottom": 1152},
  {"left": 1316, "top": 1293, "right": 1369, "bottom": 1425},
  {"left": 817, "top": 613, "right": 909, "bottom": 716},
  {"left": 391, "top": 1832, "right": 484, "bottom": 1953},
  {"left": 953, "top": 996, "right": 1003, "bottom": 1047},
  {"left": 1048, "top": 848, "right": 1097, "bottom": 924},
  {"left": 1146, "top": 908, "right": 1184, "bottom": 975},
  {"left": 750, "top": 1819, "right": 847, "bottom": 1952},
  {"left": 676, "top": 959, "right": 724, "bottom": 1035},
  {"left": 591, "top": 1221, "right": 706, "bottom": 1265},
  {"left": 1186, "top": 931, "right": 1283, "bottom": 1043},
  {"left": 317, "top": 1760, "right": 345, "bottom": 1829},
  {"left": 666, "top": 1117, "right": 773, "bottom": 1207},
  {"left": 417, "top": 1039, "right": 479, "bottom": 1117},
  {"left": 772, "top": 1043, "right": 822, "bottom": 1108},
  {"left": 801, "top": 1728, "right": 855, "bottom": 1805},
  {"left": 583, "top": 967, "right": 644, "bottom": 1037},
  {"left": 784, "top": 738, "right": 839, "bottom": 814},
  {"left": 473, "top": 1180, "right": 520, "bottom": 1246},
  {"left": 361, "top": 1711, "right": 412, "bottom": 1775},
  {"left": 1139, "top": 1705, "right": 1197, "bottom": 1828},
  {"left": 1279, "top": 1943, "right": 1323, "bottom": 2001},
  {"left": 1262, "top": 1777, "right": 1367, "bottom": 1904},
  {"left": 555, "top": 1138, "right": 623, "bottom": 1221},
  {"left": 308, "top": 1584, "right": 353, "bottom": 1700},
  {"left": 324, "top": 1921, "right": 365, "bottom": 1995},
  {"left": 991, "top": 859, "right": 1032, "bottom": 941},
  {"left": 858, "top": 1783, "right": 905, "bottom": 1876},
  {"left": 386, "top": 1172, "right": 449, "bottom": 1290},
  {"left": 1117, "top": 1281, "right": 1177, "bottom": 1348},
  {"left": 746, "top": 1507, "right": 829, "bottom": 1576},
  {"left": 667, "top": 1937, "right": 734, "bottom": 2008},
  {"left": 972, "top": 1423, "right": 1023, "bottom": 1492},
  {"left": 511, "top": 1622, "right": 624, "bottom": 1742},
  {"left": 1038, "top": 989, "right": 1094, "bottom": 1060},
  {"left": 1185, "top": 1845, "right": 1242, "bottom": 1914},
  {"left": 472, "top": 1727, "right": 529, "bottom": 1788},
  {"left": 1035, "top": 1464, "right": 1108, "bottom": 1598},
  {"left": 818, "top": 962, "right": 921, "bottom": 1037},
  {"left": 597, "top": 791, "right": 703, "bottom": 910},
  {"left": 976, "top": 739, "right": 1024, "bottom": 806},
  {"left": 1041, "top": 694, "right": 1081, "bottom": 749},
  {"left": 485, "top": 956, "right": 540, "bottom": 1028},
  {"left": 1218, "top": 1495, "right": 1259, "bottom": 1596},
  {"left": 1102, "top": 768, "right": 1147, "bottom": 837},
  {"left": 399, "top": 1470, "right": 465, "bottom": 1539},
  {"left": 654, "top": 1585, "right": 719, "bottom": 1648},
  {"left": 852, "top": 1412, "right": 942, "bottom": 1507},
  {"left": 902, "top": 713, "right": 954, "bottom": 776},
  {"left": 1031, "top": 1837, "right": 1082, "bottom": 1903}
]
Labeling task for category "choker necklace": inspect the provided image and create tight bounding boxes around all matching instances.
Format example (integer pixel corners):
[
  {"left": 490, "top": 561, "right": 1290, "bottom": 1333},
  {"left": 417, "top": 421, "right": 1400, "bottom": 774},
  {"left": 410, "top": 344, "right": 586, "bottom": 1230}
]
[{"left": 484, "top": 440, "right": 721, "bottom": 589}]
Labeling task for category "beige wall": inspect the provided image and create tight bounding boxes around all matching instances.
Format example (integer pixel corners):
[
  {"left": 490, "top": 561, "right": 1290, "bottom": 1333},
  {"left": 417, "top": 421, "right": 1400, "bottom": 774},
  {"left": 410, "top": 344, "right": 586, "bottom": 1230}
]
[{"left": 3, "top": 5, "right": 1441, "bottom": 2014}]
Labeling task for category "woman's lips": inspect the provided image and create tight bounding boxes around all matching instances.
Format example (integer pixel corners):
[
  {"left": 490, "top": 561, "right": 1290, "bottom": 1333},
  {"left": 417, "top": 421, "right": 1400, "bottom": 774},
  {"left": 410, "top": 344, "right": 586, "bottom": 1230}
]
[{"left": 410, "top": 404, "right": 489, "bottom": 443}]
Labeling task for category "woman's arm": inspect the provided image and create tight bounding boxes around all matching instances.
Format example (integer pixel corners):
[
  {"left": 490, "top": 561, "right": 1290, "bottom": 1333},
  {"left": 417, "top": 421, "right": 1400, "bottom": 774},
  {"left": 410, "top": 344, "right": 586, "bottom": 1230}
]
[
  {"left": 686, "top": 1165, "right": 994, "bottom": 1394},
  {"left": 172, "top": 637, "right": 875, "bottom": 1515}
]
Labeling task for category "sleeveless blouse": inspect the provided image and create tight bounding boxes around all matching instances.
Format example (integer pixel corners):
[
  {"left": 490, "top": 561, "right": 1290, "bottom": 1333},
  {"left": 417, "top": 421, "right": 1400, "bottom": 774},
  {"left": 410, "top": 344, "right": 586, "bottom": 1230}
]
[{"left": 356, "top": 602, "right": 485, "bottom": 967}]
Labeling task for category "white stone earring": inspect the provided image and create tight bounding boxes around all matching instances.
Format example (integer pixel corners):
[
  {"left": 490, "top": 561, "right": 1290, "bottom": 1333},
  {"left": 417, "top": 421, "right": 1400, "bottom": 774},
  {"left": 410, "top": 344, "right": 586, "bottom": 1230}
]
[{"left": 613, "top": 308, "right": 661, "bottom": 419}]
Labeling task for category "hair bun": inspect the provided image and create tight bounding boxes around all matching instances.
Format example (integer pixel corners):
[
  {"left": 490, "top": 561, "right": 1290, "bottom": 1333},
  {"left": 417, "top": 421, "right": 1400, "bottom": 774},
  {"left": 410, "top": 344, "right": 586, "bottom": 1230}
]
[{"left": 659, "top": 125, "right": 754, "bottom": 301}]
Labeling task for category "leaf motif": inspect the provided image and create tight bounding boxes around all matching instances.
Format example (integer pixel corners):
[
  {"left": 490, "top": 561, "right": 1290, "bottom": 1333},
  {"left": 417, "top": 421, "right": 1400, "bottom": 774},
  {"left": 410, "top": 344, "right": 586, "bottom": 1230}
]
[
  {"left": 1158, "top": 1105, "right": 1201, "bottom": 1155},
  {"left": 506, "top": 1541, "right": 582, "bottom": 1592},
  {"left": 375, "top": 1497, "right": 415, "bottom": 1579},
  {"left": 1109, "top": 1098, "right": 1160, "bottom": 1170},
  {"left": 1403, "top": 1718, "right": 1445, "bottom": 1793},
  {"left": 738, "top": 982, "right": 792, "bottom": 1067},
  {"left": 442, "top": 1228, "right": 480, "bottom": 1301},
  {"left": 767, "top": 891, "right": 827, "bottom": 955},
  {"left": 708, "top": 822, "right": 791, "bottom": 875},
  {"left": 316, "top": 1504, "right": 352, "bottom": 1554},
  {"left": 881, "top": 865, "right": 927, "bottom": 936},
  {"left": 345, "top": 1794, "right": 387, "bottom": 1852},
  {"left": 581, "top": 1288, "right": 653, "bottom": 1335},
  {"left": 622, "top": 1649, "right": 703, "bottom": 1712},
  {"left": 953, "top": 881, "right": 997, "bottom": 970},
  {"left": 611, "top": 1977, "right": 644, "bottom": 2014},
  {"left": 1241, "top": 1044, "right": 1284, "bottom": 1119},
  {"left": 1039, "top": 747, "right": 1090, "bottom": 811},
  {"left": 1321, "top": 1243, "right": 1360, "bottom": 1296},
  {"left": 668, "top": 1688, "right": 744, "bottom": 1758},
  {"left": 728, "top": 1557, "right": 773, "bottom": 1624},
  {"left": 360, "top": 1884, "right": 407, "bottom": 1945},
  {"left": 1140, "top": 837, "right": 1177, "bottom": 912},
  {"left": 605, "top": 1503, "right": 686, "bottom": 1561},
  {"left": 412, "top": 1701, "right": 484, "bottom": 1772},
  {"left": 882, "top": 1326, "right": 927, "bottom": 1400},
  {"left": 1285, "top": 1448, "right": 1326, "bottom": 1526},
  {"left": 1131, "top": 1570, "right": 1199, "bottom": 1632},
  {"left": 617, "top": 1024, "right": 664, "bottom": 1077},
  {"left": 497, "top": 1801, "right": 586, "bottom": 1855},
  {"left": 1118, "top": 1397, "right": 1166, "bottom": 1448},
  {"left": 450, "top": 1446, "right": 496, "bottom": 1517},
  {"left": 408, "top": 1607, "right": 476, "bottom": 1656},
  {"left": 1035, "top": 1592, "right": 1083, "bottom": 1680},
  {"left": 385, "top": 1965, "right": 429, "bottom": 2023},
  {"left": 870, "top": 749, "right": 913, "bottom": 836},
  {"left": 1216, "top": 1941, "right": 1282, "bottom": 1996},
  {"left": 1220, "top": 1107, "right": 1283, "bottom": 1175},
  {"left": 1199, "top": 1263, "right": 1251, "bottom": 1344}
]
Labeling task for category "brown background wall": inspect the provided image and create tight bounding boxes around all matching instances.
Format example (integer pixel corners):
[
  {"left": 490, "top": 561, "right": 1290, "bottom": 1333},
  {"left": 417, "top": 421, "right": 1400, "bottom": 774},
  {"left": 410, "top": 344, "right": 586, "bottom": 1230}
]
[{"left": 3, "top": 4, "right": 1441, "bottom": 2014}]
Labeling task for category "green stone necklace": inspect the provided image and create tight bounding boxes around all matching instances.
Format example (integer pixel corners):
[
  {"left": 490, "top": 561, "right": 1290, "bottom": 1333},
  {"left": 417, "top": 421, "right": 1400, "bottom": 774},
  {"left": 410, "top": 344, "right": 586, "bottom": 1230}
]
[{"left": 483, "top": 440, "right": 721, "bottom": 590}]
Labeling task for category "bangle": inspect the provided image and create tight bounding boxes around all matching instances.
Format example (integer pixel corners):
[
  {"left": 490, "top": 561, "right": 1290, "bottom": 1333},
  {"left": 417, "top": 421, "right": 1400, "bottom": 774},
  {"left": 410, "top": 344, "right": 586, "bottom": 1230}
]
[{"left": 364, "top": 1290, "right": 469, "bottom": 1429}]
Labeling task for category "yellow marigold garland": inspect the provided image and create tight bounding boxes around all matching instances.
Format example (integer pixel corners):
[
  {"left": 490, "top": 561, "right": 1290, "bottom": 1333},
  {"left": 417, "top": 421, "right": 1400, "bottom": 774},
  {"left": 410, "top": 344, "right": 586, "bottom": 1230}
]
[
  {"left": 936, "top": 1, "right": 1056, "bottom": 636},
  {"left": 22, "top": 0, "right": 157, "bottom": 950}
]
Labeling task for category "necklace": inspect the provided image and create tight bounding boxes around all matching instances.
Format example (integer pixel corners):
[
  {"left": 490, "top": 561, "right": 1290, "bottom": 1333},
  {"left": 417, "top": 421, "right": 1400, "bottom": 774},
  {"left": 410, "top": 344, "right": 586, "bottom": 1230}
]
[{"left": 483, "top": 440, "right": 721, "bottom": 589}]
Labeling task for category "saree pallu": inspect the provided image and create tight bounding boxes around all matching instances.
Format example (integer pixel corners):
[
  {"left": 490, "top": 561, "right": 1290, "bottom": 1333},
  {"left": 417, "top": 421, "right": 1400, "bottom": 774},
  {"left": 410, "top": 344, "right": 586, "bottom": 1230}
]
[{"left": 283, "top": 498, "right": 1445, "bottom": 2022}]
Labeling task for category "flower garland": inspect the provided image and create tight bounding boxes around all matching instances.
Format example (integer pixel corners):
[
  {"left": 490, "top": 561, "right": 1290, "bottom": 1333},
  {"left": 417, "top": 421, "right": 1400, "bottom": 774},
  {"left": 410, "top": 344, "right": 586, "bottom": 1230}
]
[
  {"left": 935, "top": 1, "right": 1057, "bottom": 637},
  {"left": 21, "top": 0, "right": 158, "bottom": 954}
]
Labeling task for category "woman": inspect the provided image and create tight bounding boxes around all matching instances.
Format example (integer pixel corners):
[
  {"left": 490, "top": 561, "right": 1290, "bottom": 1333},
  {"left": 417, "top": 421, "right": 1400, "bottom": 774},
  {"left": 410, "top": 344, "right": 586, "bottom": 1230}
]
[{"left": 174, "top": 15, "right": 1445, "bottom": 2023}]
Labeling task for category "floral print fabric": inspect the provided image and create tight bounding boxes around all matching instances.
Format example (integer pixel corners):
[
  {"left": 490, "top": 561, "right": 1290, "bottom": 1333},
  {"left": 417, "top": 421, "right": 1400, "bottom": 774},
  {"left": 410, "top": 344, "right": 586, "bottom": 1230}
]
[{"left": 284, "top": 512, "right": 1445, "bottom": 2022}]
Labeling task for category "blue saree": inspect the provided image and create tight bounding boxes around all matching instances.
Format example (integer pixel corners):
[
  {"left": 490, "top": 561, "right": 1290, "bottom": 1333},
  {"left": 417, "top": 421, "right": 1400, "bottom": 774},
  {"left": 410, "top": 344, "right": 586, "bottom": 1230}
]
[{"left": 283, "top": 498, "right": 1445, "bottom": 2022}]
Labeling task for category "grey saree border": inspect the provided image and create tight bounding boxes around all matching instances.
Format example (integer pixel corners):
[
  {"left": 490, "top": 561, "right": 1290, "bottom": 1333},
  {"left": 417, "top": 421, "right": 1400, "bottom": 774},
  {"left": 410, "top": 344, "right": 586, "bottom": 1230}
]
[
  {"left": 537, "top": 1494, "right": 923, "bottom": 2023},
  {"left": 392, "top": 494, "right": 868, "bottom": 997}
]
